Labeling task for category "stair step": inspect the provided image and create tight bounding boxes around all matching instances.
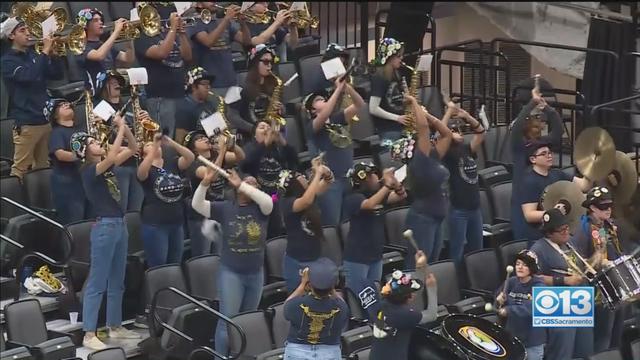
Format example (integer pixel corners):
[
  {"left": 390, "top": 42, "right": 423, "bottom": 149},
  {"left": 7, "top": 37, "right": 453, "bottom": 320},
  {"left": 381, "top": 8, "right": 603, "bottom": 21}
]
[{"left": 74, "top": 321, "right": 149, "bottom": 360}]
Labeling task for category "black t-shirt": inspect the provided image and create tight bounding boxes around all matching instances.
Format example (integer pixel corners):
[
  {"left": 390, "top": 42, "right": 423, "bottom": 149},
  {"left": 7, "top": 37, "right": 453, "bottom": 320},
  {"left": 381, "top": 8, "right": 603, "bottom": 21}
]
[
  {"left": 231, "top": 86, "right": 271, "bottom": 130},
  {"left": 370, "top": 73, "right": 404, "bottom": 134},
  {"left": 370, "top": 301, "right": 422, "bottom": 360},
  {"left": 342, "top": 192, "right": 386, "bottom": 264},
  {"left": 48, "top": 125, "right": 81, "bottom": 176},
  {"left": 135, "top": 31, "right": 186, "bottom": 98},
  {"left": 78, "top": 40, "right": 119, "bottom": 88},
  {"left": 443, "top": 143, "right": 480, "bottom": 210},
  {"left": 188, "top": 18, "right": 240, "bottom": 88},
  {"left": 186, "top": 157, "right": 228, "bottom": 220},
  {"left": 241, "top": 141, "right": 296, "bottom": 196},
  {"left": 140, "top": 147, "right": 186, "bottom": 224},
  {"left": 80, "top": 163, "right": 123, "bottom": 218},
  {"left": 280, "top": 196, "right": 322, "bottom": 262},
  {"left": 309, "top": 111, "right": 354, "bottom": 178},
  {"left": 408, "top": 149, "right": 450, "bottom": 218},
  {"left": 175, "top": 94, "right": 219, "bottom": 133},
  {"left": 284, "top": 294, "right": 349, "bottom": 345}
]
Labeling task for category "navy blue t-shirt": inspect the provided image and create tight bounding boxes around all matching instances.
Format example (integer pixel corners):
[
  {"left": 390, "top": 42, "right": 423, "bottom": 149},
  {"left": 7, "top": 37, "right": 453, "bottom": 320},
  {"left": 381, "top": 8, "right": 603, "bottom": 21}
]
[
  {"left": 369, "top": 74, "right": 403, "bottom": 134},
  {"left": 343, "top": 192, "right": 386, "bottom": 264},
  {"left": 135, "top": 31, "right": 186, "bottom": 98},
  {"left": 140, "top": 147, "right": 186, "bottom": 224},
  {"left": 77, "top": 40, "right": 119, "bottom": 88},
  {"left": 515, "top": 168, "right": 572, "bottom": 242},
  {"left": 80, "top": 163, "right": 123, "bottom": 218},
  {"left": 49, "top": 125, "right": 82, "bottom": 176},
  {"left": 284, "top": 294, "right": 349, "bottom": 345},
  {"left": 188, "top": 18, "right": 240, "bottom": 88},
  {"left": 210, "top": 201, "right": 268, "bottom": 274},
  {"left": 498, "top": 276, "right": 546, "bottom": 347},
  {"left": 186, "top": 158, "right": 228, "bottom": 220},
  {"left": 246, "top": 22, "right": 288, "bottom": 47},
  {"left": 280, "top": 196, "right": 322, "bottom": 262},
  {"left": 370, "top": 301, "right": 422, "bottom": 360},
  {"left": 444, "top": 142, "right": 480, "bottom": 210},
  {"left": 408, "top": 149, "right": 450, "bottom": 218},
  {"left": 310, "top": 111, "right": 353, "bottom": 178},
  {"left": 529, "top": 238, "right": 576, "bottom": 278},
  {"left": 175, "top": 95, "right": 219, "bottom": 133}
]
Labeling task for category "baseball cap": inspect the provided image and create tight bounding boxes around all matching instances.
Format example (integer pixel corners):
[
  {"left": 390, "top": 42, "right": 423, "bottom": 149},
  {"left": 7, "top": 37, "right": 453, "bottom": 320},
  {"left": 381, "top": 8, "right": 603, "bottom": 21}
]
[
  {"left": 540, "top": 208, "right": 569, "bottom": 233},
  {"left": 308, "top": 257, "right": 339, "bottom": 290},
  {"left": 0, "top": 17, "right": 24, "bottom": 39}
]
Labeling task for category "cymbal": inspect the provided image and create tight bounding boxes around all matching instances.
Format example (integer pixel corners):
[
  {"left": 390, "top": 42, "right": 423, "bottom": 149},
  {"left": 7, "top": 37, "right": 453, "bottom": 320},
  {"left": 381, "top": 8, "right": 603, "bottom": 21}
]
[
  {"left": 542, "top": 180, "right": 586, "bottom": 234},
  {"left": 603, "top": 151, "right": 639, "bottom": 206},
  {"left": 574, "top": 127, "right": 616, "bottom": 181}
]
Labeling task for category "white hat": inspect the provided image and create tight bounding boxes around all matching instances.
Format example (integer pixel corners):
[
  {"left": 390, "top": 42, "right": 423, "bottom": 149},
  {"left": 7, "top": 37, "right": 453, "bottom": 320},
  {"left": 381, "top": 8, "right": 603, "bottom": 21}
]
[{"left": 1, "top": 17, "right": 23, "bottom": 39}]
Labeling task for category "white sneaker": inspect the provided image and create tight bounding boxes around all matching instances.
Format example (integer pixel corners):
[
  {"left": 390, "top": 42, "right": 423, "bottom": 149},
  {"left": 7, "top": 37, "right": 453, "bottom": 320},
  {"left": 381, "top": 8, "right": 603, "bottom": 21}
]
[
  {"left": 83, "top": 335, "right": 107, "bottom": 350},
  {"left": 108, "top": 326, "right": 142, "bottom": 339}
]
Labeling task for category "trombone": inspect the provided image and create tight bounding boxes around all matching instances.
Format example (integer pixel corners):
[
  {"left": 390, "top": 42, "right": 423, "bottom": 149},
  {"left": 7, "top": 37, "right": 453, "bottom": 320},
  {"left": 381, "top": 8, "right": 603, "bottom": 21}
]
[
  {"left": 212, "top": 4, "right": 271, "bottom": 24},
  {"left": 29, "top": 24, "right": 86, "bottom": 56}
]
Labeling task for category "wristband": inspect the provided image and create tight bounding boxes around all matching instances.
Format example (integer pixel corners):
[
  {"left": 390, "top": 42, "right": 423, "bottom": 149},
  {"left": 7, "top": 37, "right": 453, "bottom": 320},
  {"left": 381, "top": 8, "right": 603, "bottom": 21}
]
[{"left": 552, "top": 276, "right": 564, "bottom": 286}]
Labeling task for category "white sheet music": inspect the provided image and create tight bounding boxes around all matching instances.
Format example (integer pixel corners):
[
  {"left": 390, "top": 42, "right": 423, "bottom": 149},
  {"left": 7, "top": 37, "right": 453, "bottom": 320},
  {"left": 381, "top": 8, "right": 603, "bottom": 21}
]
[
  {"left": 289, "top": 2, "right": 306, "bottom": 11},
  {"left": 93, "top": 100, "right": 116, "bottom": 122},
  {"left": 127, "top": 68, "right": 148, "bottom": 85},
  {"left": 130, "top": 8, "right": 140, "bottom": 21},
  {"left": 321, "top": 57, "right": 346, "bottom": 80},
  {"left": 241, "top": 2, "right": 255, "bottom": 12},
  {"left": 417, "top": 55, "right": 433, "bottom": 72},
  {"left": 394, "top": 164, "right": 407, "bottom": 183},
  {"left": 41, "top": 15, "right": 56, "bottom": 37},
  {"left": 200, "top": 112, "right": 227, "bottom": 137},
  {"left": 225, "top": 86, "right": 242, "bottom": 104},
  {"left": 174, "top": 2, "right": 192, "bottom": 16}
]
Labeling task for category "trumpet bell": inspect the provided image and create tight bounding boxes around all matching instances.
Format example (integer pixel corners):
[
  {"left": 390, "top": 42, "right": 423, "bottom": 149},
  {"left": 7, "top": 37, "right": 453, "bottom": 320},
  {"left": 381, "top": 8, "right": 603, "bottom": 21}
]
[{"left": 138, "top": 4, "right": 161, "bottom": 37}]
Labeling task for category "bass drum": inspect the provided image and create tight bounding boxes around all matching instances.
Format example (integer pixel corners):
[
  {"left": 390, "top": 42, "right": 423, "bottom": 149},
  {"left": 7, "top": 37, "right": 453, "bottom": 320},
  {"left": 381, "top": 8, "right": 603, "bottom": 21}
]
[
  {"left": 441, "top": 314, "right": 526, "bottom": 360},
  {"left": 408, "top": 325, "right": 469, "bottom": 360}
]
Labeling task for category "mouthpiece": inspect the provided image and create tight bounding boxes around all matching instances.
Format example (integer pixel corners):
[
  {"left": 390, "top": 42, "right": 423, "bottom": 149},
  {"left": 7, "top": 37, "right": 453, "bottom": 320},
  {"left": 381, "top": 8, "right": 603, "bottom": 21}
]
[
  {"left": 506, "top": 265, "right": 514, "bottom": 274},
  {"left": 484, "top": 303, "right": 493, "bottom": 312}
]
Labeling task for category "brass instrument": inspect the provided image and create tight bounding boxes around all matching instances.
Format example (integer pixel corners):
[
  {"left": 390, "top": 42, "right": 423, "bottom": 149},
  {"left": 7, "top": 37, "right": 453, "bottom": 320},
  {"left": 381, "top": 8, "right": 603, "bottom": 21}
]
[
  {"left": 310, "top": 152, "right": 335, "bottom": 183},
  {"left": 210, "top": 4, "right": 270, "bottom": 24},
  {"left": 159, "top": 8, "right": 211, "bottom": 28},
  {"left": 264, "top": 72, "right": 287, "bottom": 127},
  {"left": 131, "top": 85, "right": 160, "bottom": 146},
  {"left": 401, "top": 61, "right": 421, "bottom": 135},
  {"left": 84, "top": 90, "right": 110, "bottom": 152},
  {"left": 209, "top": 91, "right": 236, "bottom": 151},
  {"left": 30, "top": 24, "right": 86, "bottom": 56},
  {"left": 12, "top": 3, "right": 68, "bottom": 35},
  {"left": 107, "top": 3, "right": 162, "bottom": 40},
  {"left": 277, "top": 2, "right": 319, "bottom": 29}
]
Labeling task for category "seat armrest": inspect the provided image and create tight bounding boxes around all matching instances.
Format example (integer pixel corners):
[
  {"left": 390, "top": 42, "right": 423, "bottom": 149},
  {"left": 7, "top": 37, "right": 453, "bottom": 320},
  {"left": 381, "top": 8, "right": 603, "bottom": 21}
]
[
  {"left": 461, "top": 288, "right": 494, "bottom": 302},
  {"left": 6, "top": 340, "right": 33, "bottom": 350},
  {"left": 47, "top": 330, "right": 71, "bottom": 339},
  {"left": 493, "top": 217, "right": 510, "bottom": 225},
  {"left": 383, "top": 244, "right": 407, "bottom": 255}
]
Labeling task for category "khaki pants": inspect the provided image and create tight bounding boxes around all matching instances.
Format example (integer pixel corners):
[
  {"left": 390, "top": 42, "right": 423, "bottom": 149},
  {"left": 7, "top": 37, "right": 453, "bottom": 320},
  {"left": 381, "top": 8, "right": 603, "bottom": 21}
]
[{"left": 11, "top": 123, "right": 52, "bottom": 179}]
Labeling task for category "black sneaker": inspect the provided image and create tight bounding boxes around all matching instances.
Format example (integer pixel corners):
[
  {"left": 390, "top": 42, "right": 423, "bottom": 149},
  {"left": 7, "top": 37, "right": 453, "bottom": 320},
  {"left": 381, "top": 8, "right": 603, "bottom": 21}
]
[{"left": 134, "top": 314, "right": 148, "bottom": 329}]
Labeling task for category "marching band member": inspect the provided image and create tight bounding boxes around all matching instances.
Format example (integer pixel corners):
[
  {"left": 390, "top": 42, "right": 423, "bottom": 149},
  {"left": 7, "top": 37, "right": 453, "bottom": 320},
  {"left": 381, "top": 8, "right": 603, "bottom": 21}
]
[
  {"left": 307, "top": 43, "right": 351, "bottom": 95},
  {"left": 511, "top": 83, "right": 563, "bottom": 242},
  {"left": 46, "top": 98, "right": 88, "bottom": 224},
  {"left": 529, "top": 208, "right": 592, "bottom": 360},
  {"left": 304, "top": 75, "right": 365, "bottom": 226},
  {"left": 572, "top": 186, "right": 625, "bottom": 353},
  {"left": 75, "top": 8, "right": 134, "bottom": 91},
  {"left": 278, "top": 163, "right": 332, "bottom": 293},
  {"left": 71, "top": 114, "right": 141, "bottom": 350},
  {"left": 370, "top": 250, "right": 438, "bottom": 360},
  {"left": 495, "top": 250, "right": 546, "bottom": 360},
  {"left": 135, "top": 3, "right": 192, "bottom": 138},
  {"left": 240, "top": 119, "right": 298, "bottom": 237},
  {"left": 342, "top": 161, "right": 407, "bottom": 290},
  {"left": 518, "top": 140, "right": 591, "bottom": 246},
  {"left": 191, "top": 167, "right": 273, "bottom": 356},
  {"left": 175, "top": 67, "right": 220, "bottom": 145},
  {"left": 137, "top": 133, "right": 194, "bottom": 267},
  {"left": 246, "top": 2, "right": 298, "bottom": 62},
  {"left": 443, "top": 103, "right": 486, "bottom": 266},
  {"left": 392, "top": 96, "right": 453, "bottom": 266},
  {"left": 188, "top": 2, "right": 252, "bottom": 94},
  {"left": 283, "top": 258, "right": 348, "bottom": 359},
  {"left": 1, "top": 17, "right": 64, "bottom": 179}
]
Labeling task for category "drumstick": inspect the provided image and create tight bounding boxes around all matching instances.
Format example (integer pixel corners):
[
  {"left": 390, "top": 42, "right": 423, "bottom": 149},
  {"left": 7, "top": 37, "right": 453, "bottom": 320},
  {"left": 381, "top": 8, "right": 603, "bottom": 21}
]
[
  {"left": 497, "top": 265, "right": 514, "bottom": 312},
  {"left": 551, "top": 268, "right": 572, "bottom": 276},
  {"left": 198, "top": 155, "right": 230, "bottom": 179},
  {"left": 402, "top": 229, "right": 419, "bottom": 252},
  {"left": 284, "top": 73, "right": 299, "bottom": 87}
]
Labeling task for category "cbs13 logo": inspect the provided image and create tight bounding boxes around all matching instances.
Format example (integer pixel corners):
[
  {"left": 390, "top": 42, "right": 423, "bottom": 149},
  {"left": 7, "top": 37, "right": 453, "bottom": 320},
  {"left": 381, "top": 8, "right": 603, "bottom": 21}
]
[{"left": 532, "top": 287, "right": 594, "bottom": 327}]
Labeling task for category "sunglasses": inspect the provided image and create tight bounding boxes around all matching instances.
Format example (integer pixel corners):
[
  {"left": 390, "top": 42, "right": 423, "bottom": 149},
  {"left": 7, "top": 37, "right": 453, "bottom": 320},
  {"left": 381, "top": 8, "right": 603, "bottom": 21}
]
[
  {"left": 259, "top": 59, "right": 273, "bottom": 65},
  {"left": 593, "top": 202, "right": 613, "bottom": 211}
]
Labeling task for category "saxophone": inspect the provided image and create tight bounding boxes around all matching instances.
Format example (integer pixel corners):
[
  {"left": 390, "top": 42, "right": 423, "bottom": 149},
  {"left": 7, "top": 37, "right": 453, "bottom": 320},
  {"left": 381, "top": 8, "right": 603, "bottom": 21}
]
[
  {"left": 264, "top": 72, "right": 286, "bottom": 127},
  {"left": 209, "top": 91, "right": 236, "bottom": 151},
  {"left": 85, "top": 89, "right": 110, "bottom": 152},
  {"left": 131, "top": 84, "right": 159, "bottom": 146},
  {"left": 401, "top": 61, "right": 420, "bottom": 135},
  {"left": 339, "top": 75, "right": 359, "bottom": 122}
]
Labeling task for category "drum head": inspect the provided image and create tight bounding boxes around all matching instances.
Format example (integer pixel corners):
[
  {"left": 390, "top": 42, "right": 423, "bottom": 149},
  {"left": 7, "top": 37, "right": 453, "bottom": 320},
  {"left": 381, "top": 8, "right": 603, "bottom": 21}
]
[
  {"left": 442, "top": 314, "right": 526, "bottom": 360},
  {"left": 408, "top": 326, "right": 468, "bottom": 360}
]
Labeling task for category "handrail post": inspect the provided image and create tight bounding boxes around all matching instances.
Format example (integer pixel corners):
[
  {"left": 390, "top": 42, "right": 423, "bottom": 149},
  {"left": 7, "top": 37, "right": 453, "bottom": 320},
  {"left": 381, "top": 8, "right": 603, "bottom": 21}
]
[{"left": 360, "top": 3, "right": 368, "bottom": 61}]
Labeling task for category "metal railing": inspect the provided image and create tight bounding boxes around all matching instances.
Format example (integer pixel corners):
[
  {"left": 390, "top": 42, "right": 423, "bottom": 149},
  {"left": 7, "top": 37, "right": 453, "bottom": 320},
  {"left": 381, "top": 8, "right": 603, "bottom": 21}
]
[
  {"left": 307, "top": 2, "right": 370, "bottom": 59},
  {"left": 149, "top": 286, "right": 247, "bottom": 360},
  {"left": 374, "top": 9, "right": 436, "bottom": 57},
  {"left": 1, "top": 196, "right": 75, "bottom": 301}
]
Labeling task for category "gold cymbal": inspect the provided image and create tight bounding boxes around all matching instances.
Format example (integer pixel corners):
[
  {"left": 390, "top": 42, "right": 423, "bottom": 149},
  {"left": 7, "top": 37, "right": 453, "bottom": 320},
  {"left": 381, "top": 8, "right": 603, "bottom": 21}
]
[
  {"left": 574, "top": 127, "right": 616, "bottom": 181},
  {"left": 602, "top": 151, "right": 639, "bottom": 207},
  {"left": 542, "top": 180, "right": 586, "bottom": 234}
]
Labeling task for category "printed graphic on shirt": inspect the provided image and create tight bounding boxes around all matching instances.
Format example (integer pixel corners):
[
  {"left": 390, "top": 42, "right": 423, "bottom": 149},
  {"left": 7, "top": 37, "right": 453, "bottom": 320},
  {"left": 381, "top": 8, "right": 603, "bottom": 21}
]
[
  {"left": 153, "top": 172, "right": 185, "bottom": 203},
  {"left": 299, "top": 305, "right": 342, "bottom": 344},
  {"left": 105, "top": 171, "right": 121, "bottom": 203},
  {"left": 457, "top": 155, "right": 478, "bottom": 185},
  {"left": 301, "top": 217, "right": 316, "bottom": 237},
  {"left": 257, "top": 156, "right": 282, "bottom": 190},
  {"left": 157, "top": 39, "right": 184, "bottom": 68},
  {"left": 229, "top": 215, "right": 263, "bottom": 252},
  {"left": 385, "top": 81, "right": 404, "bottom": 113}
]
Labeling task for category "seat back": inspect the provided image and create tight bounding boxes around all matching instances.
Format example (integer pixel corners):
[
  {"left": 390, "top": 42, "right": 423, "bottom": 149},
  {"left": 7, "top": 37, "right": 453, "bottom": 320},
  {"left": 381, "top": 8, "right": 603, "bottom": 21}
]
[
  {"left": 479, "top": 189, "right": 493, "bottom": 225},
  {"left": 22, "top": 168, "right": 53, "bottom": 210},
  {"left": 631, "top": 339, "right": 640, "bottom": 360},
  {"left": 145, "top": 264, "right": 190, "bottom": 336},
  {"left": 498, "top": 240, "right": 528, "bottom": 272},
  {"left": 587, "top": 349, "right": 623, "bottom": 360},
  {"left": 265, "top": 236, "right": 287, "bottom": 281},
  {"left": 124, "top": 211, "right": 144, "bottom": 255},
  {"left": 268, "top": 302, "right": 289, "bottom": 348},
  {"left": 321, "top": 226, "right": 343, "bottom": 266},
  {"left": 298, "top": 54, "right": 323, "bottom": 94},
  {"left": 489, "top": 182, "right": 512, "bottom": 222},
  {"left": 88, "top": 347, "right": 127, "bottom": 360},
  {"left": 0, "top": 176, "right": 25, "bottom": 219},
  {"left": 348, "top": 347, "right": 371, "bottom": 360},
  {"left": 228, "top": 310, "right": 274, "bottom": 359},
  {"left": 0, "top": 118, "right": 15, "bottom": 160},
  {"left": 275, "top": 62, "right": 301, "bottom": 103},
  {"left": 428, "top": 260, "right": 461, "bottom": 305},
  {"left": 350, "top": 105, "right": 376, "bottom": 142},
  {"left": 478, "top": 165, "right": 510, "bottom": 188},
  {"left": 384, "top": 206, "right": 409, "bottom": 248},
  {"left": 284, "top": 116, "right": 306, "bottom": 154},
  {"left": 184, "top": 255, "right": 220, "bottom": 303},
  {"left": 341, "top": 326, "right": 373, "bottom": 355},
  {"left": 67, "top": 219, "right": 95, "bottom": 289},
  {"left": 464, "top": 249, "right": 500, "bottom": 294},
  {"left": 4, "top": 299, "right": 48, "bottom": 345}
]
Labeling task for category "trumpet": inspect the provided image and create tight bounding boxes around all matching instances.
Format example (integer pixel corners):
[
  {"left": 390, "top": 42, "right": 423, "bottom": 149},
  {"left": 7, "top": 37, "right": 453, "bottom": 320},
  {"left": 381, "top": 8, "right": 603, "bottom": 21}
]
[
  {"left": 276, "top": 2, "right": 319, "bottom": 29},
  {"left": 212, "top": 4, "right": 271, "bottom": 24},
  {"left": 29, "top": 24, "right": 86, "bottom": 56}
]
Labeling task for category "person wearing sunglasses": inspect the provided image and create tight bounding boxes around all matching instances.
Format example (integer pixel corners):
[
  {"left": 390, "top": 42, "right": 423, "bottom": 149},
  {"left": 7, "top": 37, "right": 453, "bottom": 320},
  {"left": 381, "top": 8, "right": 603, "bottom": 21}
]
[
  {"left": 529, "top": 208, "right": 589, "bottom": 360},
  {"left": 572, "top": 186, "right": 626, "bottom": 354},
  {"left": 517, "top": 140, "right": 591, "bottom": 247}
]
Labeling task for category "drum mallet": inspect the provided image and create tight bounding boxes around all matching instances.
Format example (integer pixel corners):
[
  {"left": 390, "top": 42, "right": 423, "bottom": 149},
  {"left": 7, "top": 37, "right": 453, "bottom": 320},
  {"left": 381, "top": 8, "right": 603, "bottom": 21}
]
[
  {"left": 491, "top": 265, "right": 514, "bottom": 313},
  {"left": 402, "top": 229, "right": 419, "bottom": 251}
]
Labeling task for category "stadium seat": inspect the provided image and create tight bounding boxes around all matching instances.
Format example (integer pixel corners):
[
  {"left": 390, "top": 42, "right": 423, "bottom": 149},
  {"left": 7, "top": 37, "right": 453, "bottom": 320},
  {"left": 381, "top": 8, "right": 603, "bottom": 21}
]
[
  {"left": 464, "top": 249, "right": 501, "bottom": 298},
  {"left": 184, "top": 254, "right": 220, "bottom": 304},
  {"left": 87, "top": 347, "right": 126, "bottom": 360},
  {"left": 498, "top": 239, "right": 528, "bottom": 271},
  {"left": 268, "top": 302, "right": 289, "bottom": 348},
  {"left": 227, "top": 310, "right": 274, "bottom": 360},
  {"left": 265, "top": 236, "right": 287, "bottom": 282},
  {"left": 22, "top": 168, "right": 55, "bottom": 216}
]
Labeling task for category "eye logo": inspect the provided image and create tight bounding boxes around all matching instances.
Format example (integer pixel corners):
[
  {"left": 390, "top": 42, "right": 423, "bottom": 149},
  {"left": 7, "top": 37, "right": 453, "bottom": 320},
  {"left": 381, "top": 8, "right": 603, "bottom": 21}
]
[
  {"left": 458, "top": 326, "right": 506, "bottom": 357},
  {"left": 535, "top": 290, "right": 559, "bottom": 315}
]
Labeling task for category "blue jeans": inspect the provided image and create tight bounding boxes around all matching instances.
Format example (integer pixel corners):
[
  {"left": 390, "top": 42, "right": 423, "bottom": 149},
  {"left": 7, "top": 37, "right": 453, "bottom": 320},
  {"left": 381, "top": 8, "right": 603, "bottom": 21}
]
[
  {"left": 546, "top": 327, "right": 575, "bottom": 360},
  {"left": 593, "top": 304, "right": 616, "bottom": 352},
  {"left": 142, "top": 223, "right": 184, "bottom": 267},
  {"left": 448, "top": 207, "right": 484, "bottom": 265},
  {"left": 51, "top": 171, "right": 87, "bottom": 225},
  {"left": 526, "top": 344, "right": 544, "bottom": 360},
  {"left": 113, "top": 165, "right": 144, "bottom": 213},
  {"left": 82, "top": 217, "right": 128, "bottom": 331},
  {"left": 146, "top": 97, "right": 179, "bottom": 139},
  {"left": 343, "top": 260, "right": 383, "bottom": 291},
  {"left": 404, "top": 209, "right": 444, "bottom": 267},
  {"left": 284, "top": 342, "right": 341, "bottom": 360},
  {"left": 283, "top": 254, "right": 315, "bottom": 293},
  {"left": 215, "top": 264, "right": 264, "bottom": 356},
  {"left": 188, "top": 218, "right": 220, "bottom": 257},
  {"left": 317, "top": 177, "right": 349, "bottom": 226}
]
